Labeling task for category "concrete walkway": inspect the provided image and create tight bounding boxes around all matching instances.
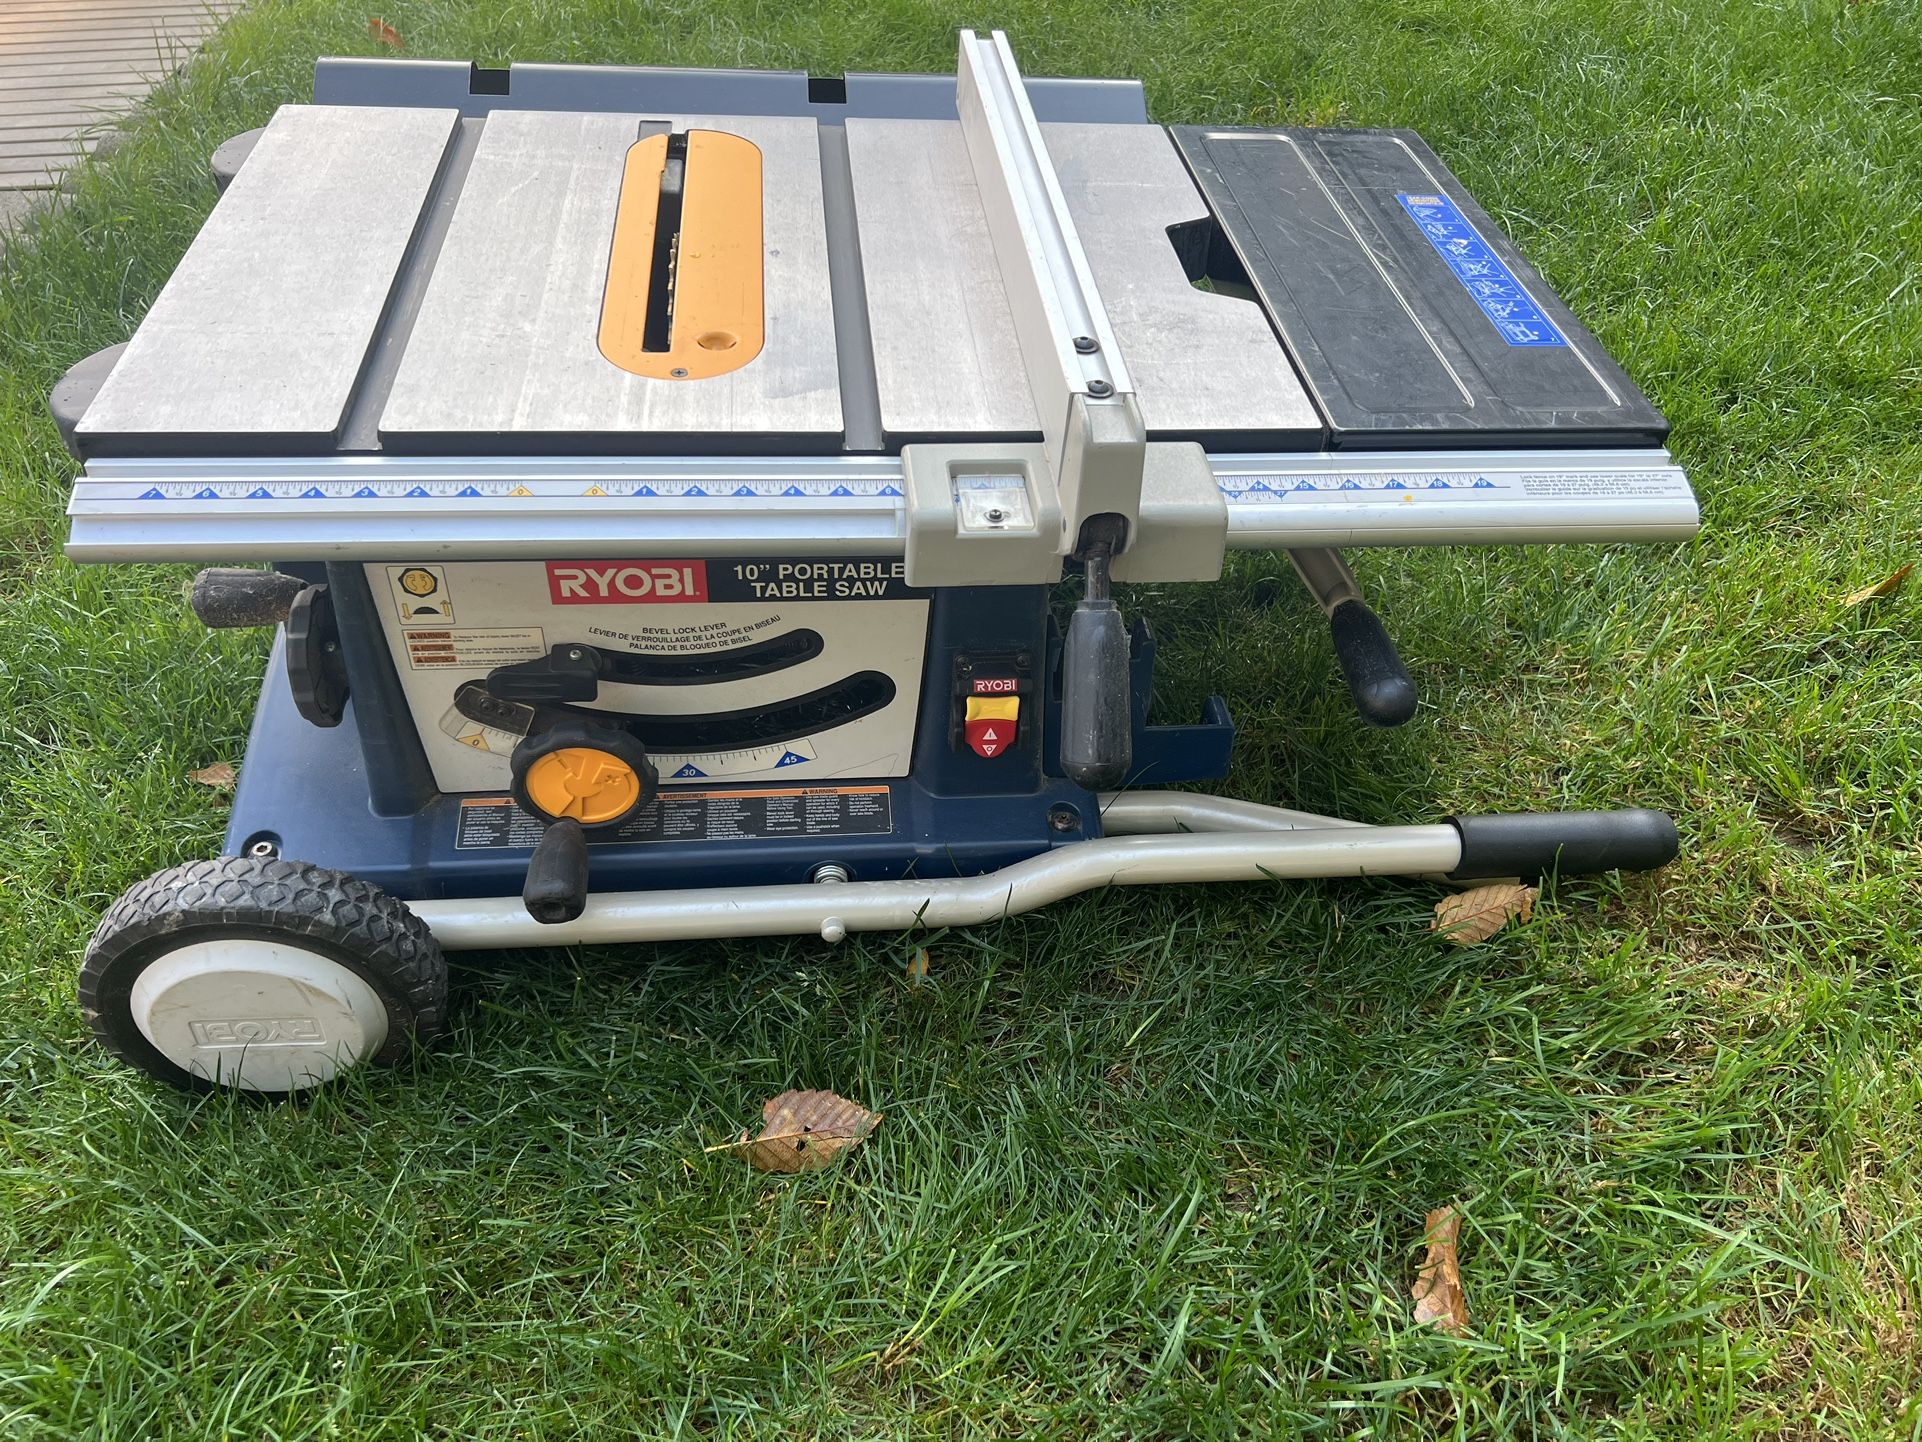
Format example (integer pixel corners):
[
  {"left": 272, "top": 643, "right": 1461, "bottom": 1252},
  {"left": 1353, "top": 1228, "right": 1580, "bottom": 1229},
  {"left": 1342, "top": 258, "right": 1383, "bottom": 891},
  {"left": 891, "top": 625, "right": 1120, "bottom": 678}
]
[{"left": 1, "top": 0, "right": 239, "bottom": 226}]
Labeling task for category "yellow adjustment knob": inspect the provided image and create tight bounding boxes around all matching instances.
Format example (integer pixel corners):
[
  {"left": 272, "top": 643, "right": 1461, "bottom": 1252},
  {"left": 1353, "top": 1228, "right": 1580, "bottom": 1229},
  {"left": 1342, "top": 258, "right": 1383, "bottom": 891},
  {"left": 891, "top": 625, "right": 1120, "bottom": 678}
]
[{"left": 522, "top": 747, "right": 644, "bottom": 827}]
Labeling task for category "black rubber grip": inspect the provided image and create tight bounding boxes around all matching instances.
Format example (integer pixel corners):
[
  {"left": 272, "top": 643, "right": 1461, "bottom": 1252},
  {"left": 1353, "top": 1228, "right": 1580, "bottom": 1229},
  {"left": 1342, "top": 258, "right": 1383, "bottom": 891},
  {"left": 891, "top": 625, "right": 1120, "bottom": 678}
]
[
  {"left": 1328, "top": 599, "right": 1418, "bottom": 727},
  {"left": 190, "top": 567, "right": 309, "bottom": 629},
  {"left": 1060, "top": 600, "right": 1132, "bottom": 790},
  {"left": 523, "top": 819, "right": 590, "bottom": 925},
  {"left": 1447, "top": 809, "right": 1679, "bottom": 880}
]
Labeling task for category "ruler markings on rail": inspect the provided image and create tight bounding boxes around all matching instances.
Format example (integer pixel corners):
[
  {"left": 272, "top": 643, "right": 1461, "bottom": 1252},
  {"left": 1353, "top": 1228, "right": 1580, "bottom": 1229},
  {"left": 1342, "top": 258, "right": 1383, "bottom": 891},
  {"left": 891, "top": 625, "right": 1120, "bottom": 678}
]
[
  {"left": 1215, "top": 471, "right": 1691, "bottom": 504},
  {"left": 107, "top": 470, "right": 1682, "bottom": 505},
  {"left": 120, "top": 479, "right": 911, "bottom": 502}
]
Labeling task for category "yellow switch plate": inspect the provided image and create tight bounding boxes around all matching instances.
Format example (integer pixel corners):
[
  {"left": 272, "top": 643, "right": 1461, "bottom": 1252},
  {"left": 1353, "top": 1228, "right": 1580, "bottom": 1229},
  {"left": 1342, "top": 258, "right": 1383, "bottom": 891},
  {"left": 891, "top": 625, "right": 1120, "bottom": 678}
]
[{"left": 964, "top": 696, "right": 1021, "bottom": 722}]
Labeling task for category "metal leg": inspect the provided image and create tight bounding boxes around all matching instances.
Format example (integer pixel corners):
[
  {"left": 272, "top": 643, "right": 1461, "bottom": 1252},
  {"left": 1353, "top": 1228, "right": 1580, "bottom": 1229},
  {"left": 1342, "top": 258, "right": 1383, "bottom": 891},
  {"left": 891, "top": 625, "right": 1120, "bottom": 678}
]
[
  {"left": 1286, "top": 546, "right": 1363, "bottom": 616},
  {"left": 1099, "top": 790, "right": 1469, "bottom": 886},
  {"left": 407, "top": 824, "right": 1467, "bottom": 950},
  {"left": 1099, "top": 789, "right": 1363, "bottom": 834}
]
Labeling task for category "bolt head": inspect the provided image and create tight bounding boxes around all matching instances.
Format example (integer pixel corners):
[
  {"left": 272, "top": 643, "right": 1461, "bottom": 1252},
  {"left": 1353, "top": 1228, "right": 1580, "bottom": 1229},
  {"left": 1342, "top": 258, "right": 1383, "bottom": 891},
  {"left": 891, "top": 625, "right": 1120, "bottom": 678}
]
[
  {"left": 1087, "top": 379, "right": 1113, "bottom": 398},
  {"left": 1073, "top": 336, "right": 1099, "bottom": 354}
]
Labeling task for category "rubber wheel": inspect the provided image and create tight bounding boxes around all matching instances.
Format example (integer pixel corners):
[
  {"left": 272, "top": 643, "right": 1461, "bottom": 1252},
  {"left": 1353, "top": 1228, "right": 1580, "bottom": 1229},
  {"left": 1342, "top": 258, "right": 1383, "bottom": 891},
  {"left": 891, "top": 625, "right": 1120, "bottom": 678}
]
[{"left": 79, "top": 856, "right": 447, "bottom": 1097}]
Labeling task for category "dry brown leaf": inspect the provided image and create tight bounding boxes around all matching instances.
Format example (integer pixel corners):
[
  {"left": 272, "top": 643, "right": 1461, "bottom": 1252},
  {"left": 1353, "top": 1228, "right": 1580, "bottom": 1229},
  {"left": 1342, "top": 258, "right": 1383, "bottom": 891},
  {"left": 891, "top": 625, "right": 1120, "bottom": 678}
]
[
  {"left": 1411, "top": 1205, "right": 1469, "bottom": 1335},
  {"left": 1843, "top": 563, "right": 1912, "bottom": 607},
  {"left": 709, "top": 1089, "right": 881, "bottom": 1173},
  {"left": 904, "top": 948, "right": 929, "bottom": 986},
  {"left": 368, "top": 17, "right": 405, "bottom": 48},
  {"left": 1432, "top": 882, "right": 1537, "bottom": 946},
  {"left": 188, "top": 761, "right": 237, "bottom": 790}
]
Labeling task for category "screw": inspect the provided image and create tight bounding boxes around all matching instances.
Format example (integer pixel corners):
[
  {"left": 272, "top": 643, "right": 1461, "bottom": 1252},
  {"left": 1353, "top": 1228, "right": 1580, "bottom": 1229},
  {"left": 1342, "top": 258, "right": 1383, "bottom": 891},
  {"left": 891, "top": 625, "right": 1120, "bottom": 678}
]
[
  {"left": 1087, "top": 379, "right": 1114, "bottom": 398},
  {"left": 1073, "top": 336, "right": 1099, "bottom": 354},
  {"left": 566, "top": 648, "right": 584, "bottom": 660},
  {"left": 984, "top": 507, "right": 1007, "bottom": 524},
  {"left": 1048, "top": 806, "right": 1079, "bottom": 834},
  {"left": 247, "top": 838, "right": 280, "bottom": 858},
  {"left": 670, "top": 367, "right": 689, "bottom": 378}
]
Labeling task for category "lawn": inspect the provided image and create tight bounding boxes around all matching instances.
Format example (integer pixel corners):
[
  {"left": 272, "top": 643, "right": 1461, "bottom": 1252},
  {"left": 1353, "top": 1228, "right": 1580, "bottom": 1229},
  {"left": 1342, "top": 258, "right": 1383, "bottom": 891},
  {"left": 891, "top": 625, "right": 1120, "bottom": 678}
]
[{"left": 3, "top": 0, "right": 1921, "bottom": 1436}]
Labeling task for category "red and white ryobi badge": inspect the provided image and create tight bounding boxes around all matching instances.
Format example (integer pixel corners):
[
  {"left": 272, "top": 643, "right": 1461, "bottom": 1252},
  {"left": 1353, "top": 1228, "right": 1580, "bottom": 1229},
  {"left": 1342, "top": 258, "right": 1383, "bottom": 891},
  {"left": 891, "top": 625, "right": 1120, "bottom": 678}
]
[{"left": 546, "top": 560, "right": 709, "bottom": 604}]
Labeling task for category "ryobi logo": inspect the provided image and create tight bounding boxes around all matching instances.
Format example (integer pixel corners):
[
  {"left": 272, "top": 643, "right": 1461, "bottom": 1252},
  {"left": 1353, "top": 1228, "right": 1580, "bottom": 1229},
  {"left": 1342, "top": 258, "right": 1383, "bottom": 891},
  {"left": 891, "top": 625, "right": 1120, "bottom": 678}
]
[
  {"left": 188, "top": 1017, "right": 326, "bottom": 1048},
  {"left": 546, "top": 561, "right": 709, "bottom": 605}
]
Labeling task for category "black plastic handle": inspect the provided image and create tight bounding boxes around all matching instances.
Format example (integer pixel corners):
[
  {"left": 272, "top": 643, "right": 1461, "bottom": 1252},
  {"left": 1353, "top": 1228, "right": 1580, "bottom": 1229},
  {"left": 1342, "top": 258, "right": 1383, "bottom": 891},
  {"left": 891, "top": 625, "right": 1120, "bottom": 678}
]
[
  {"left": 1060, "top": 599, "right": 1132, "bottom": 790},
  {"left": 523, "top": 819, "right": 590, "bottom": 925},
  {"left": 1448, "top": 809, "right": 1680, "bottom": 880},
  {"left": 1328, "top": 598, "right": 1418, "bottom": 728}
]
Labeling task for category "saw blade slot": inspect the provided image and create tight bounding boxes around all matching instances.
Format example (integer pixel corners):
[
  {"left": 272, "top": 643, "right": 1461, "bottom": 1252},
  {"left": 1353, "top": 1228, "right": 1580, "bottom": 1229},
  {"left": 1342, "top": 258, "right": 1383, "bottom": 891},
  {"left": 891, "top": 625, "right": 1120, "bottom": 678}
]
[{"left": 641, "top": 132, "right": 688, "bottom": 355}]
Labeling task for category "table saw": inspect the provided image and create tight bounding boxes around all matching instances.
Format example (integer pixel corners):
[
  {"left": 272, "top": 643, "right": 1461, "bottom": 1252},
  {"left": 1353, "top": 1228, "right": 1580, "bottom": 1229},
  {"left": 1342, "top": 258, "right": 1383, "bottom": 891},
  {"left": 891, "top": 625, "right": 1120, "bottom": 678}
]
[{"left": 51, "top": 32, "right": 1695, "bottom": 1094}]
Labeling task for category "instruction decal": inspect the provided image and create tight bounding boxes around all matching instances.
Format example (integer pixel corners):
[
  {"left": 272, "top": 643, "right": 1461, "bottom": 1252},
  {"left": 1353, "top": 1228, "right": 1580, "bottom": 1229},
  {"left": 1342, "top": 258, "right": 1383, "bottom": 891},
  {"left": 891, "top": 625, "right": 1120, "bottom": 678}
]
[
  {"left": 1397, "top": 193, "right": 1568, "bottom": 348},
  {"left": 387, "top": 563, "right": 457, "bottom": 623},
  {"left": 454, "top": 785, "right": 895, "bottom": 849}
]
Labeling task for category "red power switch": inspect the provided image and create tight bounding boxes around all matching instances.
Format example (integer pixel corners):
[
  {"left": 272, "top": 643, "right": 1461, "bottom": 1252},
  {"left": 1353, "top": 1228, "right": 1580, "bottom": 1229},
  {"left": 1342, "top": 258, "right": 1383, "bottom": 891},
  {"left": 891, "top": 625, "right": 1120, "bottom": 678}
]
[{"left": 963, "top": 696, "right": 1020, "bottom": 758}]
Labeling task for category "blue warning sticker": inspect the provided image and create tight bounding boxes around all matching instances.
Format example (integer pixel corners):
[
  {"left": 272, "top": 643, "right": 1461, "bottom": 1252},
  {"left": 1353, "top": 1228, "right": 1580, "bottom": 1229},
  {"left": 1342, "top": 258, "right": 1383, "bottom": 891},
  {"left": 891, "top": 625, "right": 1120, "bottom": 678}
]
[{"left": 1397, "top": 193, "right": 1567, "bottom": 348}]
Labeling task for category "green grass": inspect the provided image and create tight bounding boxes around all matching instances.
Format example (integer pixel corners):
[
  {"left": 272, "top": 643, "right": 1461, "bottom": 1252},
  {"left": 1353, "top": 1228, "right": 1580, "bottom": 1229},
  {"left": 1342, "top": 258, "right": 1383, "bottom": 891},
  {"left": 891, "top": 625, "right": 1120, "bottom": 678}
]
[{"left": 4, "top": 0, "right": 1922, "bottom": 1435}]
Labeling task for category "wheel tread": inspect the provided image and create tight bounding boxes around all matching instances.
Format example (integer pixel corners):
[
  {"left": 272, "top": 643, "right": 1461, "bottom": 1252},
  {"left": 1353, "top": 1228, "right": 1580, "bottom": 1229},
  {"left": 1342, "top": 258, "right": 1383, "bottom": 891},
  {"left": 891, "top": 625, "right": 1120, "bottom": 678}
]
[{"left": 80, "top": 856, "right": 447, "bottom": 1089}]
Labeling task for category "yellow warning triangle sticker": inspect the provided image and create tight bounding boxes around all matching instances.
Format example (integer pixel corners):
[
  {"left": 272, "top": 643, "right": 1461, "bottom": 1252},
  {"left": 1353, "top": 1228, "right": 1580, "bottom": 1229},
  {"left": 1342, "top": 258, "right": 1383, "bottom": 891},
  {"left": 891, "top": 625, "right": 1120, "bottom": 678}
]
[
  {"left": 508, "top": 485, "right": 533, "bottom": 497},
  {"left": 581, "top": 485, "right": 609, "bottom": 496},
  {"left": 458, "top": 734, "right": 491, "bottom": 750}
]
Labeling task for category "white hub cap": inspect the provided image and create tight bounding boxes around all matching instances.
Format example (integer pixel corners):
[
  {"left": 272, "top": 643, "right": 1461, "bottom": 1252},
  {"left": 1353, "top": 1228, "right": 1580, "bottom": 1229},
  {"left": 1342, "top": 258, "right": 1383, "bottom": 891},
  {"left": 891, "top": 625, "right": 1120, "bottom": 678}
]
[{"left": 128, "top": 938, "right": 390, "bottom": 1092}]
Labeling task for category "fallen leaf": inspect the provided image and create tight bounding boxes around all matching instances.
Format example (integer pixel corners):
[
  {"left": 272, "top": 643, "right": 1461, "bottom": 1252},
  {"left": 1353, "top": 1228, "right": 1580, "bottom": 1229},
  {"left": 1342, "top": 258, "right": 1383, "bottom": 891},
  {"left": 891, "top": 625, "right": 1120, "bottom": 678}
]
[
  {"left": 709, "top": 1089, "right": 880, "bottom": 1173},
  {"left": 904, "top": 948, "right": 929, "bottom": 987},
  {"left": 368, "top": 17, "right": 404, "bottom": 48},
  {"left": 1843, "top": 563, "right": 1911, "bottom": 607},
  {"left": 1432, "top": 882, "right": 1537, "bottom": 946},
  {"left": 188, "top": 762, "right": 237, "bottom": 790},
  {"left": 1411, "top": 1205, "right": 1469, "bottom": 1334}
]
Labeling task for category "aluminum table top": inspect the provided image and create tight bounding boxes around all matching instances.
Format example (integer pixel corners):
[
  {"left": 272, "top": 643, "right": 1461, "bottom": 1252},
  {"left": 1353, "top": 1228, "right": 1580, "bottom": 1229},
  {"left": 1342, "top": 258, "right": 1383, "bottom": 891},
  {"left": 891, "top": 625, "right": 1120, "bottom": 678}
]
[{"left": 71, "top": 100, "right": 1332, "bottom": 458}]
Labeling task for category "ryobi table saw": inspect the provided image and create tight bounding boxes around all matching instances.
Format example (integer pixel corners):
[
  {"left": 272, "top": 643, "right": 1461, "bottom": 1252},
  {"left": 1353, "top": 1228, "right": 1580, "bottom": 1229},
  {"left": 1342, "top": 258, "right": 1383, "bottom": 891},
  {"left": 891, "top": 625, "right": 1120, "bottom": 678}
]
[{"left": 51, "top": 32, "right": 1696, "bottom": 1094}]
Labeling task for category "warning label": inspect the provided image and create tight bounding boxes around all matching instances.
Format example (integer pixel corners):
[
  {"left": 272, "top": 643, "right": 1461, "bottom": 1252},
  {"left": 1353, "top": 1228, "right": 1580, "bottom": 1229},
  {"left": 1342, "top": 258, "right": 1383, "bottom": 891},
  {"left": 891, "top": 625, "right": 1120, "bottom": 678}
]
[
  {"left": 404, "top": 628, "right": 545, "bottom": 671},
  {"left": 454, "top": 785, "right": 895, "bottom": 849}
]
